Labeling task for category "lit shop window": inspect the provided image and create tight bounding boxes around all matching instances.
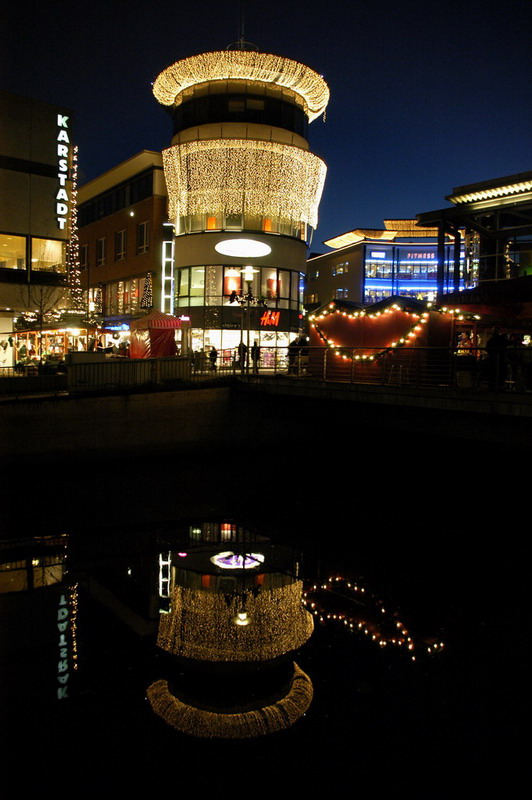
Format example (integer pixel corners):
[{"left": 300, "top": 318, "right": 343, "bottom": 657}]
[
  {"left": 176, "top": 212, "right": 306, "bottom": 240},
  {"left": 224, "top": 267, "right": 241, "bottom": 297},
  {"left": 115, "top": 229, "right": 127, "bottom": 261},
  {"left": 96, "top": 237, "right": 106, "bottom": 267},
  {"left": 31, "top": 238, "right": 66, "bottom": 272},
  {"left": 190, "top": 267, "right": 205, "bottom": 305},
  {"left": 0, "top": 234, "right": 26, "bottom": 269},
  {"left": 137, "top": 221, "right": 150, "bottom": 254}
]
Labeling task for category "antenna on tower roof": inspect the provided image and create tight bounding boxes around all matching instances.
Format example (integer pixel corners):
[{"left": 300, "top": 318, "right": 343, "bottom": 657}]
[{"left": 226, "top": 0, "right": 259, "bottom": 51}]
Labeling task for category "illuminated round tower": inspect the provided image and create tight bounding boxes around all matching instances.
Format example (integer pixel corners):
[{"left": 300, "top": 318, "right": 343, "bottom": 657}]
[{"left": 153, "top": 48, "right": 329, "bottom": 362}]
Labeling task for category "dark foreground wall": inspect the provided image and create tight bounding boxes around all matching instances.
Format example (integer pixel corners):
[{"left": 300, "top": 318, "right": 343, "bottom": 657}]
[{"left": 3, "top": 381, "right": 532, "bottom": 465}]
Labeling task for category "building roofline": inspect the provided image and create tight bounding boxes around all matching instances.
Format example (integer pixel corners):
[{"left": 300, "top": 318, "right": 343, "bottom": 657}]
[{"left": 78, "top": 150, "right": 164, "bottom": 202}]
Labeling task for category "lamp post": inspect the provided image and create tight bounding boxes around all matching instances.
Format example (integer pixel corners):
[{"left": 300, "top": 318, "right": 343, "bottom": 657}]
[{"left": 241, "top": 266, "right": 258, "bottom": 373}]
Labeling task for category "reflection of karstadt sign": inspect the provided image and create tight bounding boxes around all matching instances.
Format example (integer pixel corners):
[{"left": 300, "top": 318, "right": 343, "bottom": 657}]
[
  {"left": 56, "top": 114, "right": 71, "bottom": 230},
  {"left": 57, "top": 592, "right": 70, "bottom": 699}
]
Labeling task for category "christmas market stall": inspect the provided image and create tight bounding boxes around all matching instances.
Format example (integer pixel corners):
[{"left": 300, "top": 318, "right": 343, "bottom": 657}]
[
  {"left": 307, "top": 296, "right": 476, "bottom": 385},
  {"left": 129, "top": 310, "right": 187, "bottom": 359},
  {"left": 12, "top": 320, "right": 100, "bottom": 373}
]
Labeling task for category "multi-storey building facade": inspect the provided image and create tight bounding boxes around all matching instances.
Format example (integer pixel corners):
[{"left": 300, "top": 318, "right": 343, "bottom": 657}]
[
  {"left": 0, "top": 91, "right": 74, "bottom": 366},
  {"left": 152, "top": 46, "right": 329, "bottom": 365},
  {"left": 306, "top": 220, "right": 465, "bottom": 308},
  {"left": 77, "top": 151, "right": 170, "bottom": 327}
]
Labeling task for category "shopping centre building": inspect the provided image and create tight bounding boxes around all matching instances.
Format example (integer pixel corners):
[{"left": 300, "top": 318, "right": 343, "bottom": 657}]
[{"left": 152, "top": 46, "right": 329, "bottom": 366}]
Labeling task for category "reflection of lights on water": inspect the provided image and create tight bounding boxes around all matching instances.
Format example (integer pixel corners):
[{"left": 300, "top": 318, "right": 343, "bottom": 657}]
[
  {"left": 211, "top": 551, "right": 265, "bottom": 570},
  {"left": 233, "top": 610, "right": 251, "bottom": 627},
  {"left": 304, "top": 575, "right": 445, "bottom": 660}
]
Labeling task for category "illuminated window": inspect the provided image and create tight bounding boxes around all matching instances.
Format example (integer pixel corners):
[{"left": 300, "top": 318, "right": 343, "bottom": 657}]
[
  {"left": 115, "top": 229, "right": 127, "bottom": 260},
  {"left": 335, "top": 288, "right": 348, "bottom": 299},
  {"left": 263, "top": 218, "right": 272, "bottom": 232},
  {"left": 206, "top": 216, "right": 217, "bottom": 230},
  {"left": 137, "top": 221, "right": 150, "bottom": 254},
  {"left": 0, "top": 234, "right": 26, "bottom": 270},
  {"left": 225, "top": 213, "right": 242, "bottom": 231},
  {"left": 96, "top": 237, "right": 106, "bottom": 267},
  {"left": 32, "top": 238, "right": 66, "bottom": 272}
]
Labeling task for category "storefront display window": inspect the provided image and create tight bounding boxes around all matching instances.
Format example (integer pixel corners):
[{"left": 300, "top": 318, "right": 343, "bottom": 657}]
[
  {"left": 0, "top": 234, "right": 26, "bottom": 270},
  {"left": 31, "top": 238, "right": 66, "bottom": 272},
  {"left": 190, "top": 267, "right": 205, "bottom": 306}
]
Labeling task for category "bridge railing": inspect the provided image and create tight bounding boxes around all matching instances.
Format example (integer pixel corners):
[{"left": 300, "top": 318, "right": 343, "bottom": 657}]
[{"left": 231, "top": 346, "right": 532, "bottom": 393}]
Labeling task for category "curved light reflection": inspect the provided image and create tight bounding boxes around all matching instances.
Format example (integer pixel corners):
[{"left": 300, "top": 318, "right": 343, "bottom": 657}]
[{"left": 210, "top": 551, "right": 265, "bottom": 570}]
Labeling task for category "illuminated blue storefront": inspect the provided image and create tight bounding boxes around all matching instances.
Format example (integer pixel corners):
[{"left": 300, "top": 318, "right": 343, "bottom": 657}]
[{"left": 363, "top": 242, "right": 465, "bottom": 303}]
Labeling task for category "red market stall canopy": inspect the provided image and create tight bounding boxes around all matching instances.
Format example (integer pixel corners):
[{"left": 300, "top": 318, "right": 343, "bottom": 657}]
[
  {"left": 307, "top": 296, "right": 475, "bottom": 381},
  {"left": 129, "top": 310, "right": 184, "bottom": 359}
]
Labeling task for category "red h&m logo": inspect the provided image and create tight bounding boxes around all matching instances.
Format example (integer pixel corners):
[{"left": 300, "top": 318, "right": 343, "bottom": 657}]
[{"left": 260, "top": 310, "right": 281, "bottom": 327}]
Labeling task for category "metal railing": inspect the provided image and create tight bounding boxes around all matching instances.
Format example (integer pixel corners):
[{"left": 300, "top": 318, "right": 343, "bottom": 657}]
[
  {"left": 231, "top": 346, "right": 532, "bottom": 394},
  {"left": 2, "top": 348, "right": 532, "bottom": 396},
  {"left": 67, "top": 356, "right": 192, "bottom": 393}
]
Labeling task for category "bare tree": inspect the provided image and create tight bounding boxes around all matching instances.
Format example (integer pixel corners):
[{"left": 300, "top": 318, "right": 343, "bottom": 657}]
[{"left": 18, "top": 284, "right": 69, "bottom": 362}]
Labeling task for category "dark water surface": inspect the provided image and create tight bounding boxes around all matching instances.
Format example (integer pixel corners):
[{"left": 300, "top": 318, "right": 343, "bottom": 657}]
[{"left": 1, "top": 424, "right": 526, "bottom": 795}]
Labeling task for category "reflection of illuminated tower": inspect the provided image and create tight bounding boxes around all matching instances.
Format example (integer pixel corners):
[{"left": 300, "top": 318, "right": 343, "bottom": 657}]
[
  {"left": 147, "top": 523, "right": 314, "bottom": 738},
  {"left": 153, "top": 48, "right": 328, "bottom": 360}
]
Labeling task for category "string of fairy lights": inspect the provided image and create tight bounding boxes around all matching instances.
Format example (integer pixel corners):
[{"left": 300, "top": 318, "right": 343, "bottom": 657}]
[
  {"left": 147, "top": 662, "right": 313, "bottom": 738},
  {"left": 309, "top": 301, "right": 481, "bottom": 363},
  {"left": 66, "top": 145, "right": 84, "bottom": 313},
  {"left": 140, "top": 271, "right": 153, "bottom": 309},
  {"left": 158, "top": 581, "right": 313, "bottom": 662},
  {"left": 163, "top": 139, "right": 326, "bottom": 229},
  {"left": 153, "top": 50, "right": 330, "bottom": 122},
  {"left": 303, "top": 576, "right": 445, "bottom": 661}
]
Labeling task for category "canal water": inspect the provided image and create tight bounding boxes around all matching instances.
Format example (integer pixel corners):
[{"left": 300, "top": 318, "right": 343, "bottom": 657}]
[{"left": 1, "top": 426, "right": 526, "bottom": 795}]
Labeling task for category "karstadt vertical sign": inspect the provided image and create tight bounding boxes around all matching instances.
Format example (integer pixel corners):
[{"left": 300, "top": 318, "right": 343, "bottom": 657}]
[{"left": 56, "top": 114, "right": 71, "bottom": 230}]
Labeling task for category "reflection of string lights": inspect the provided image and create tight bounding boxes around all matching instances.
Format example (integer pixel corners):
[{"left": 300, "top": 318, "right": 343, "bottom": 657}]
[
  {"left": 303, "top": 576, "right": 445, "bottom": 661},
  {"left": 309, "top": 302, "right": 481, "bottom": 362},
  {"left": 158, "top": 582, "right": 313, "bottom": 661},
  {"left": 69, "top": 583, "right": 79, "bottom": 671},
  {"left": 147, "top": 662, "right": 313, "bottom": 738}
]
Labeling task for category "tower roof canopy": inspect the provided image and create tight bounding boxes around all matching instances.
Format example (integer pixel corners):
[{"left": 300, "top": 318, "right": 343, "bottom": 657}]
[{"left": 153, "top": 50, "right": 329, "bottom": 122}]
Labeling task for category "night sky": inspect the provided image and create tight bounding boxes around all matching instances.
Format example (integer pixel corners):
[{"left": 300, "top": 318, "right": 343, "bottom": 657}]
[{"left": 3, "top": 0, "right": 531, "bottom": 252}]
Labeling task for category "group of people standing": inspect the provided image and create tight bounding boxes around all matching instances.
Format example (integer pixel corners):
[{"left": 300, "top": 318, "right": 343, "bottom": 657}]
[
  {"left": 456, "top": 326, "right": 531, "bottom": 390},
  {"left": 192, "top": 340, "right": 261, "bottom": 375}
]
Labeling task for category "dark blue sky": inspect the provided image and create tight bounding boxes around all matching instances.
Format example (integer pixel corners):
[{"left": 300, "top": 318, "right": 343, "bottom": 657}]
[{"left": 3, "top": 0, "right": 531, "bottom": 252}]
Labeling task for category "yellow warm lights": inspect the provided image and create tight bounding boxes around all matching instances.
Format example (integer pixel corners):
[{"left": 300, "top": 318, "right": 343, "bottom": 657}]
[
  {"left": 153, "top": 50, "right": 329, "bottom": 122},
  {"left": 303, "top": 575, "right": 445, "bottom": 660},
  {"left": 157, "top": 581, "right": 314, "bottom": 662},
  {"left": 311, "top": 301, "right": 480, "bottom": 362},
  {"left": 163, "top": 139, "right": 326, "bottom": 229},
  {"left": 449, "top": 179, "right": 532, "bottom": 205},
  {"left": 147, "top": 662, "right": 313, "bottom": 738}
]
